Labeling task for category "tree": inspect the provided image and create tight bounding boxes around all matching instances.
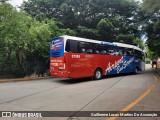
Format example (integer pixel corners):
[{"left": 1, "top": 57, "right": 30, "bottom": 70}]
[
  {"left": 97, "top": 19, "right": 114, "bottom": 41},
  {"left": 22, "top": 0, "right": 142, "bottom": 39},
  {"left": 141, "top": 0, "right": 160, "bottom": 57},
  {"left": 76, "top": 26, "right": 99, "bottom": 39},
  {"left": 0, "top": 3, "right": 33, "bottom": 77},
  {"left": 146, "top": 20, "right": 160, "bottom": 57},
  {"left": 142, "top": 0, "right": 160, "bottom": 14}
]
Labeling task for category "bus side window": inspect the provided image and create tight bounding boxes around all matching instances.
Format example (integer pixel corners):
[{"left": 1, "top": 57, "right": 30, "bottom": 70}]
[
  {"left": 108, "top": 46, "right": 117, "bottom": 55},
  {"left": 126, "top": 50, "right": 131, "bottom": 56},
  {"left": 108, "top": 45, "right": 112, "bottom": 55},
  {"left": 135, "top": 50, "right": 138, "bottom": 58},
  {"left": 117, "top": 48, "right": 123, "bottom": 55},
  {"left": 95, "top": 44, "right": 109, "bottom": 54},
  {"left": 135, "top": 50, "right": 143, "bottom": 60},
  {"left": 100, "top": 45, "right": 108, "bottom": 54},
  {"left": 95, "top": 50, "right": 100, "bottom": 54},
  {"left": 94, "top": 44, "right": 100, "bottom": 54},
  {"left": 101, "top": 50, "right": 107, "bottom": 54},
  {"left": 86, "top": 49, "right": 93, "bottom": 53},
  {"left": 65, "top": 39, "right": 70, "bottom": 52},
  {"left": 104, "top": 45, "right": 109, "bottom": 54},
  {"left": 79, "top": 42, "right": 85, "bottom": 53},
  {"left": 65, "top": 39, "right": 78, "bottom": 53},
  {"left": 79, "top": 42, "right": 93, "bottom": 54},
  {"left": 85, "top": 42, "right": 93, "bottom": 53},
  {"left": 125, "top": 48, "right": 134, "bottom": 56},
  {"left": 81, "top": 48, "right": 86, "bottom": 53}
]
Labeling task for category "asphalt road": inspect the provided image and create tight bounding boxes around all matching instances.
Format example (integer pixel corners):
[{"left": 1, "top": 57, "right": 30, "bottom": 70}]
[{"left": 0, "top": 65, "right": 159, "bottom": 120}]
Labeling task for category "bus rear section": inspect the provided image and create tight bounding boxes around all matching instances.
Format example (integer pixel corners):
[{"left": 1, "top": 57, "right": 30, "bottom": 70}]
[{"left": 50, "top": 37, "right": 69, "bottom": 78}]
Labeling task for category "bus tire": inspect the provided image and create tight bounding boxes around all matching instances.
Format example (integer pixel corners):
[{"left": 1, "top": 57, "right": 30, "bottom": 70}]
[{"left": 94, "top": 69, "right": 102, "bottom": 80}]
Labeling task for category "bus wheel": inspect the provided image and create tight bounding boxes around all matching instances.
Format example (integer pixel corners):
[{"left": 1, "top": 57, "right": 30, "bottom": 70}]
[{"left": 94, "top": 69, "right": 102, "bottom": 80}]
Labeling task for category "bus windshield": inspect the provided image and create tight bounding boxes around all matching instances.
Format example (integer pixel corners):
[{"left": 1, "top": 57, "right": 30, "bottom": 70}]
[{"left": 50, "top": 37, "right": 64, "bottom": 57}]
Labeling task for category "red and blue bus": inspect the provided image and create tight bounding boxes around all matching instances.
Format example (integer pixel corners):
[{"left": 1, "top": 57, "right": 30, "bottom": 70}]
[{"left": 50, "top": 35, "right": 145, "bottom": 80}]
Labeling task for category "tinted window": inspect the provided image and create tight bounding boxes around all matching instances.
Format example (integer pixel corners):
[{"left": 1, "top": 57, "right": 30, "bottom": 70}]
[
  {"left": 108, "top": 46, "right": 117, "bottom": 55},
  {"left": 94, "top": 44, "right": 109, "bottom": 54},
  {"left": 135, "top": 50, "right": 144, "bottom": 60},
  {"left": 65, "top": 39, "right": 78, "bottom": 52},
  {"left": 125, "top": 48, "right": 134, "bottom": 56},
  {"left": 79, "top": 42, "right": 93, "bottom": 53}
]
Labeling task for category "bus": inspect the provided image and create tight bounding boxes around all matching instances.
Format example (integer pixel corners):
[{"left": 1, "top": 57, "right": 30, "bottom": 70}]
[{"left": 50, "top": 35, "right": 145, "bottom": 80}]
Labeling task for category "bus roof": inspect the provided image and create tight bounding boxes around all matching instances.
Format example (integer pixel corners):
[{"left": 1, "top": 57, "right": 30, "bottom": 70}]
[
  {"left": 101, "top": 42, "right": 117, "bottom": 46},
  {"left": 113, "top": 42, "right": 142, "bottom": 51},
  {"left": 55, "top": 35, "right": 142, "bottom": 51},
  {"left": 60, "top": 35, "right": 101, "bottom": 44}
]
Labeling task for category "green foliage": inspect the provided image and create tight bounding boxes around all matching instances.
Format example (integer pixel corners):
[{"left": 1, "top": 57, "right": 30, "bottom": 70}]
[
  {"left": 146, "top": 20, "right": 160, "bottom": 57},
  {"left": 76, "top": 26, "right": 99, "bottom": 39},
  {"left": 0, "top": 3, "right": 32, "bottom": 76},
  {"left": 116, "top": 34, "right": 135, "bottom": 44},
  {"left": 0, "top": 2, "right": 59, "bottom": 77},
  {"left": 22, "top": 0, "right": 142, "bottom": 39},
  {"left": 133, "top": 38, "right": 144, "bottom": 50},
  {"left": 142, "top": 0, "right": 160, "bottom": 14},
  {"left": 97, "top": 19, "right": 114, "bottom": 41},
  {"left": 141, "top": 0, "right": 160, "bottom": 57}
]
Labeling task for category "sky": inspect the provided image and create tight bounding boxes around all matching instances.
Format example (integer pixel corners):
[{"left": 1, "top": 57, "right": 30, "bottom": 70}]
[{"left": 8, "top": 0, "right": 27, "bottom": 7}]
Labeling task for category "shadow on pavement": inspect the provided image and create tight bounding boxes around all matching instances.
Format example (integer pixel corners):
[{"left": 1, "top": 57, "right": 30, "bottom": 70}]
[
  {"left": 52, "top": 66, "right": 155, "bottom": 84},
  {"left": 53, "top": 77, "right": 93, "bottom": 84},
  {"left": 52, "top": 70, "right": 150, "bottom": 85}
]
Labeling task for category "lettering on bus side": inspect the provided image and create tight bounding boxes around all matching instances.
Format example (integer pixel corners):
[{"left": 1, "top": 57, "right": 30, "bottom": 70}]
[
  {"left": 106, "top": 56, "right": 134, "bottom": 74},
  {"left": 85, "top": 55, "right": 94, "bottom": 58},
  {"left": 51, "top": 63, "right": 58, "bottom": 66},
  {"left": 51, "top": 60, "right": 62, "bottom": 63},
  {"left": 72, "top": 55, "right": 80, "bottom": 59}
]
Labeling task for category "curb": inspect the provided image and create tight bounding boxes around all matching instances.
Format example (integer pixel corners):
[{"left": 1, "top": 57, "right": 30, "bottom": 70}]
[{"left": 0, "top": 76, "right": 53, "bottom": 83}]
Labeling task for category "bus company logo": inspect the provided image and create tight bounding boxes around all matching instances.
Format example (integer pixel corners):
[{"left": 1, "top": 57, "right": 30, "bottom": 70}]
[
  {"left": 106, "top": 57, "right": 123, "bottom": 73},
  {"left": 106, "top": 57, "right": 134, "bottom": 74}
]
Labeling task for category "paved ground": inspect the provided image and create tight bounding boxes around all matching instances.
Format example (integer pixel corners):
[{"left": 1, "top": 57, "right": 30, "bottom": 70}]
[{"left": 0, "top": 65, "right": 159, "bottom": 120}]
